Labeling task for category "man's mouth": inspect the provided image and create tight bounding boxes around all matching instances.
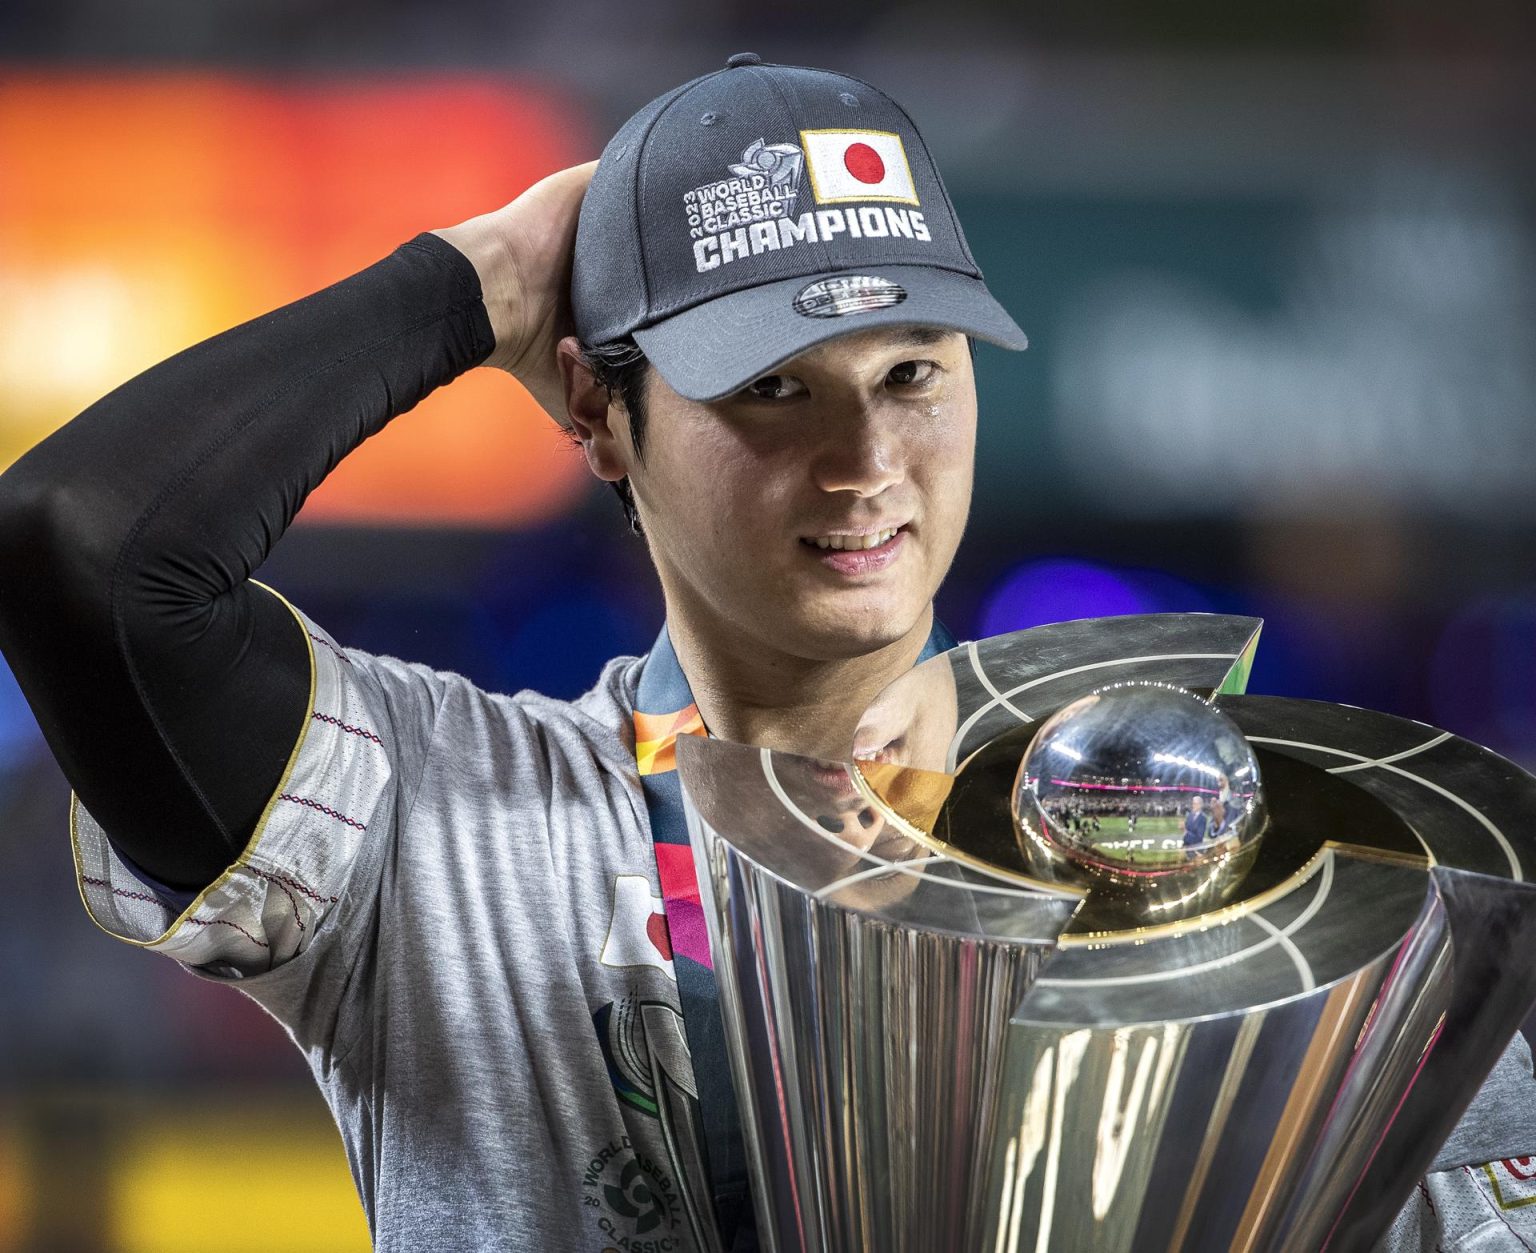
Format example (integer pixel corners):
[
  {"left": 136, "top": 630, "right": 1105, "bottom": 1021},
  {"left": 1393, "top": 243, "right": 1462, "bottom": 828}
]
[
  {"left": 797, "top": 524, "right": 908, "bottom": 573},
  {"left": 802, "top": 525, "right": 903, "bottom": 551},
  {"left": 851, "top": 740, "right": 904, "bottom": 766}
]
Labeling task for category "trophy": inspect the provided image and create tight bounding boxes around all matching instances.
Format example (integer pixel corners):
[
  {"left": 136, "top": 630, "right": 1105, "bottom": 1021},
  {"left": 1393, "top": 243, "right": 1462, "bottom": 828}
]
[{"left": 676, "top": 615, "right": 1536, "bottom": 1252}]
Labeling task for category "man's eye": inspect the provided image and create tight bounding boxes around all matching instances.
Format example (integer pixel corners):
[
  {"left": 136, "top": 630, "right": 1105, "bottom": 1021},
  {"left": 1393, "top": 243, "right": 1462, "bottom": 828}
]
[
  {"left": 887, "top": 360, "right": 938, "bottom": 387},
  {"left": 743, "top": 374, "right": 805, "bottom": 401}
]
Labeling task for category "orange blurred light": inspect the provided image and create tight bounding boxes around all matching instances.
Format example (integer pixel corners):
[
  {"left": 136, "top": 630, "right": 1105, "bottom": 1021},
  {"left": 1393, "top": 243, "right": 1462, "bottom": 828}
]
[
  {"left": 0, "top": 1123, "right": 23, "bottom": 1250},
  {"left": 0, "top": 72, "right": 595, "bottom": 526}
]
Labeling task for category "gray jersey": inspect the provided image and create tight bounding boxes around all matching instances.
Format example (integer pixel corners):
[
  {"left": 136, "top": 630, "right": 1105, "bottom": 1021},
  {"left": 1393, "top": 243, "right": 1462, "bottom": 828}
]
[
  {"left": 74, "top": 600, "right": 706, "bottom": 1252},
  {"left": 67, "top": 598, "right": 1536, "bottom": 1252}
]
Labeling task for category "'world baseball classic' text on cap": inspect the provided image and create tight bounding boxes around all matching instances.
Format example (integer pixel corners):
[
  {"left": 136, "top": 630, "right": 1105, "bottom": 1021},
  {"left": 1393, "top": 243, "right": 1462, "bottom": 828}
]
[{"left": 571, "top": 52, "right": 1028, "bottom": 402}]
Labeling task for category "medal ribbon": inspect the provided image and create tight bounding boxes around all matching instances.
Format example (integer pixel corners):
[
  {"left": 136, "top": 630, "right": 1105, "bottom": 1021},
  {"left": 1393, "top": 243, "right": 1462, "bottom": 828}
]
[{"left": 632, "top": 618, "right": 958, "bottom": 1247}]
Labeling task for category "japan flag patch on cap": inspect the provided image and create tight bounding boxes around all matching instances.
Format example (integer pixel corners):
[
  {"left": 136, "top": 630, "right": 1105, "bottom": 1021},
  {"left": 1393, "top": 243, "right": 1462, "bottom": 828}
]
[{"left": 801, "top": 129, "right": 919, "bottom": 205}]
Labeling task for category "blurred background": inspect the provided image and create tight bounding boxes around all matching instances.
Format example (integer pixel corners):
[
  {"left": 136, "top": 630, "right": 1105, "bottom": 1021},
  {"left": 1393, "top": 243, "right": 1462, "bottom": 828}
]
[{"left": 2, "top": 2, "right": 1534, "bottom": 1248}]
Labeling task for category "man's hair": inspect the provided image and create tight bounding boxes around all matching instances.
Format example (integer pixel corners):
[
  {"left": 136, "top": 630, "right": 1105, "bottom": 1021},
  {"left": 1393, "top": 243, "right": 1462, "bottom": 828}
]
[{"left": 577, "top": 338, "right": 650, "bottom": 536}]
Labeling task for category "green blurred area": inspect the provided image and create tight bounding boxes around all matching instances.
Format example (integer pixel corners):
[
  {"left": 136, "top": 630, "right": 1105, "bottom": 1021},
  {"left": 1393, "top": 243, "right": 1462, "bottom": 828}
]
[{"left": 961, "top": 194, "right": 1296, "bottom": 519}]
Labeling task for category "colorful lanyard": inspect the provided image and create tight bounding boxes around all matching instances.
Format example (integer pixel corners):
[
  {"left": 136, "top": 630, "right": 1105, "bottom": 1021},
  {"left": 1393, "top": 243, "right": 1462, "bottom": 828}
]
[{"left": 632, "top": 618, "right": 958, "bottom": 1245}]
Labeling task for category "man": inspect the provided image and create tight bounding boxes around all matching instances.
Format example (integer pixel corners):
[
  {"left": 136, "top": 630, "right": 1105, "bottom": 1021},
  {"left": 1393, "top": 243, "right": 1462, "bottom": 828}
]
[
  {"left": 0, "top": 53, "right": 1532, "bottom": 1253},
  {"left": 1182, "top": 792, "right": 1210, "bottom": 848}
]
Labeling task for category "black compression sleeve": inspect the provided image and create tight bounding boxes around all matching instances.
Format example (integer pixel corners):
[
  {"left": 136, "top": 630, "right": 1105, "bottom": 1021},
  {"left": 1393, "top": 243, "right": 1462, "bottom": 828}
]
[{"left": 0, "top": 233, "right": 496, "bottom": 890}]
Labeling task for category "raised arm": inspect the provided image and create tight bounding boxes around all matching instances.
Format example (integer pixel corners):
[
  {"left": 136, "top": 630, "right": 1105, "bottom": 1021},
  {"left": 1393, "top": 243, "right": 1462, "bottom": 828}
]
[{"left": 0, "top": 162, "right": 595, "bottom": 892}]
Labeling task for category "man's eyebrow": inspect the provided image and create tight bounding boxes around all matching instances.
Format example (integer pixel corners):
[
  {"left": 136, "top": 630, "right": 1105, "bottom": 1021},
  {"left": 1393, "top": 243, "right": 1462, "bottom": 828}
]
[
  {"left": 886, "top": 326, "right": 956, "bottom": 349},
  {"left": 758, "top": 325, "right": 962, "bottom": 381}
]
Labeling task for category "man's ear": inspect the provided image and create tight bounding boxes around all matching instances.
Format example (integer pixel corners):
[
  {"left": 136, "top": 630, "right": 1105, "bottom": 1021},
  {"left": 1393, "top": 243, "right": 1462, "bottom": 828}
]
[{"left": 556, "top": 336, "right": 631, "bottom": 484}]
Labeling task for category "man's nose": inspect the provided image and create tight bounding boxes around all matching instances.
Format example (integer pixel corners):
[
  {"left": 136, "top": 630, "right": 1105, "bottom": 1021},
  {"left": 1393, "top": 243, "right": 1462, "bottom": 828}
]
[{"left": 808, "top": 407, "right": 903, "bottom": 497}]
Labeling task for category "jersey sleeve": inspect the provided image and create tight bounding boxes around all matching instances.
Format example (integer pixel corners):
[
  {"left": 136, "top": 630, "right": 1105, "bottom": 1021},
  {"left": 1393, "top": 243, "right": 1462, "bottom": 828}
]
[
  {"left": 1377, "top": 1159, "right": 1536, "bottom": 1250},
  {"left": 69, "top": 596, "right": 396, "bottom": 978},
  {"left": 1373, "top": 1032, "right": 1536, "bottom": 1250}
]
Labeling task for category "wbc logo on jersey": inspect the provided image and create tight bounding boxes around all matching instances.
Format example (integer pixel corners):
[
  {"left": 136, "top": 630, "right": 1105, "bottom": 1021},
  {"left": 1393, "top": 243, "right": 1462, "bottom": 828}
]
[{"left": 801, "top": 129, "right": 920, "bottom": 205}]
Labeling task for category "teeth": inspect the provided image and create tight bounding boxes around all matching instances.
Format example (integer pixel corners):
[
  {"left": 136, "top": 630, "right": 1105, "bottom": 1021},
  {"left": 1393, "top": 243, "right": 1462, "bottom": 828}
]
[{"left": 811, "top": 527, "right": 900, "bottom": 551}]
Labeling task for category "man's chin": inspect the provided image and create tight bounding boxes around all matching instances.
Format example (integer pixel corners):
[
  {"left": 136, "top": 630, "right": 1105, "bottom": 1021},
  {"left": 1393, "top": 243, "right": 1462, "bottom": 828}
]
[{"left": 785, "top": 601, "right": 933, "bottom": 663}]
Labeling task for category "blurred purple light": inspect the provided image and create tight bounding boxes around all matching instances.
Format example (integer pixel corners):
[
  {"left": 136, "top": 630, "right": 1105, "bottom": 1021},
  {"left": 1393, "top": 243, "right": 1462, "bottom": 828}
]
[
  {"left": 978, "top": 558, "right": 1156, "bottom": 636},
  {"left": 1428, "top": 594, "right": 1536, "bottom": 763},
  {"left": 0, "top": 654, "right": 40, "bottom": 764}
]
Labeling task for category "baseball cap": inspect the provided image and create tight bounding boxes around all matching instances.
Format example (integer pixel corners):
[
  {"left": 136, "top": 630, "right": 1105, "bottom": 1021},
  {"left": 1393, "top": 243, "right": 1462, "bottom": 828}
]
[{"left": 571, "top": 52, "right": 1028, "bottom": 403}]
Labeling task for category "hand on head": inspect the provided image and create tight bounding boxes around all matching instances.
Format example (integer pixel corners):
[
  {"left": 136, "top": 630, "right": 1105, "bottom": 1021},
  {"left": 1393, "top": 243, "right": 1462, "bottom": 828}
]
[{"left": 431, "top": 160, "right": 598, "bottom": 422}]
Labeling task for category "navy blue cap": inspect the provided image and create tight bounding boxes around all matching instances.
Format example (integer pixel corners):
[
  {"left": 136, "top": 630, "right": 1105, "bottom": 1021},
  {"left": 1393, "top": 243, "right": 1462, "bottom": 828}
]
[{"left": 571, "top": 55, "right": 1027, "bottom": 402}]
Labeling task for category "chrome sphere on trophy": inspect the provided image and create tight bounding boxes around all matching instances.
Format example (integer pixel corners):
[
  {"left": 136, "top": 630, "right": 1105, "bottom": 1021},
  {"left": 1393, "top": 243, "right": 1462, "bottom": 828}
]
[{"left": 1011, "top": 681, "right": 1267, "bottom": 922}]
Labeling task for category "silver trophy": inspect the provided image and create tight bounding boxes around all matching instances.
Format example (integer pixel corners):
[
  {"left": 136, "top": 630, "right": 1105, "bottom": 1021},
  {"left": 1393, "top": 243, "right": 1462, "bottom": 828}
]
[{"left": 676, "top": 615, "right": 1536, "bottom": 1252}]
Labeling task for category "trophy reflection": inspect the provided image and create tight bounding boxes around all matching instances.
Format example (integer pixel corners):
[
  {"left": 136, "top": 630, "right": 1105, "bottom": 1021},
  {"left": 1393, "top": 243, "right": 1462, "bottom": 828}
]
[{"left": 1011, "top": 682, "right": 1267, "bottom": 925}]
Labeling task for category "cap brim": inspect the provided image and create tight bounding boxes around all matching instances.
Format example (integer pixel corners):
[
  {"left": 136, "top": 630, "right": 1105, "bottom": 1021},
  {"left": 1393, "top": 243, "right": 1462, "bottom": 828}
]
[{"left": 631, "top": 265, "right": 1027, "bottom": 403}]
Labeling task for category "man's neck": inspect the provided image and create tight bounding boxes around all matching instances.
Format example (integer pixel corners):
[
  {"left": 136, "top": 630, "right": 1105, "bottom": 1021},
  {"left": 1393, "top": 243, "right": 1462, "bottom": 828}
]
[{"left": 665, "top": 604, "right": 935, "bottom": 761}]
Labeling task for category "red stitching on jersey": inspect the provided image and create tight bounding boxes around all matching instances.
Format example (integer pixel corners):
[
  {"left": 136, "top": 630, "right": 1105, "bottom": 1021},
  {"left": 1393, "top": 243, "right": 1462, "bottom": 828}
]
[
  {"left": 312, "top": 710, "right": 382, "bottom": 745},
  {"left": 1468, "top": 1165, "right": 1536, "bottom": 1250},
  {"left": 308, "top": 631, "right": 353, "bottom": 665},
  {"left": 81, "top": 875, "right": 161, "bottom": 907},
  {"left": 279, "top": 793, "right": 366, "bottom": 830},
  {"left": 250, "top": 865, "right": 339, "bottom": 905},
  {"left": 256, "top": 874, "right": 304, "bottom": 934},
  {"left": 184, "top": 916, "right": 271, "bottom": 949},
  {"left": 1416, "top": 1177, "right": 1444, "bottom": 1252},
  {"left": 84, "top": 876, "right": 271, "bottom": 948}
]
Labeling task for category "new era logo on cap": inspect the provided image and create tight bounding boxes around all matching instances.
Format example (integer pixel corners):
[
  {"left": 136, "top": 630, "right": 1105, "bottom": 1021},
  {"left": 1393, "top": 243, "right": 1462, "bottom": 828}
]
[{"left": 801, "top": 129, "right": 919, "bottom": 205}]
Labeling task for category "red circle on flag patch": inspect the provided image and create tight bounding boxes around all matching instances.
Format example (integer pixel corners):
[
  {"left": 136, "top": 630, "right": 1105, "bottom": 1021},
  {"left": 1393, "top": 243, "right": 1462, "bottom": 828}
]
[
  {"left": 843, "top": 142, "right": 885, "bottom": 184},
  {"left": 646, "top": 911, "right": 673, "bottom": 961}
]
